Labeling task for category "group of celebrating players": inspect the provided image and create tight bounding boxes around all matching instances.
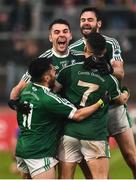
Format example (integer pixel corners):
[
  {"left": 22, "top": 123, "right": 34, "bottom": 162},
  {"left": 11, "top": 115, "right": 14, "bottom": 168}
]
[{"left": 8, "top": 7, "right": 136, "bottom": 179}]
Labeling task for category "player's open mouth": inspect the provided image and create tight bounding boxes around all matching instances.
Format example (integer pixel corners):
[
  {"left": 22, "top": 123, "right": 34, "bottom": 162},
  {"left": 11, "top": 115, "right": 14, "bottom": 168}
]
[
  {"left": 82, "top": 26, "right": 92, "bottom": 30},
  {"left": 57, "top": 37, "right": 67, "bottom": 45},
  {"left": 82, "top": 27, "right": 91, "bottom": 31},
  {"left": 57, "top": 41, "right": 66, "bottom": 45},
  {"left": 57, "top": 39, "right": 67, "bottom": 48}
]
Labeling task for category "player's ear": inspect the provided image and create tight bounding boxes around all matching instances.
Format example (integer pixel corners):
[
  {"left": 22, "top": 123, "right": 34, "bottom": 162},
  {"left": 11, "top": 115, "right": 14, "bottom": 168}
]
[
  {"left": 69, "top": 31, "right": 72, "bottom": 41},
  {"left": 97, "top": 20, "right": 102, "bottom": 29},
  {"left": 49, "top": 34, "right": 52, "bottom": 43},
  {"left": 43, "top": 74, "right": 49, "bottom": 83}
]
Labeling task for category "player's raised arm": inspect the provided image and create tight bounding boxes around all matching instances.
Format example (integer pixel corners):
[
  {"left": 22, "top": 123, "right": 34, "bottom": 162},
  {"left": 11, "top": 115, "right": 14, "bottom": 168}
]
[
  {"left": 111, "top": 59, "right": 124, "bottom": 80},
  {"left": 10, "top": 71, "right": 31, "bottom": 100},
  {"left": 10, "top": 80, "right": 27, "bottom": 100}
]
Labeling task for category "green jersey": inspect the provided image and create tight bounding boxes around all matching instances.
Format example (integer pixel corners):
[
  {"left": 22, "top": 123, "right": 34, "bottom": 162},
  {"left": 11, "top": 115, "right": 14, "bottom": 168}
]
[
  {"left": 57, "top": 62, "right": 121, "bottom": 141},
  {"left": 16, "top": 83, "right": 77, "bottom": 159},
  {"left": 22, "top": 48, "right": 83, "bottom": 82},
  {"left": 39, "top": 48, "right": 83, "bottom": 74},
  {"left": 69, "top": 35, "right": 123, "bottom": 64}
]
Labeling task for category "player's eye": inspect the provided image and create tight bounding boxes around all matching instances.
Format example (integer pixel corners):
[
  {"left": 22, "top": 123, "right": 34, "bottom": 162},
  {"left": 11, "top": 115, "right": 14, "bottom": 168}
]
[
  {"left": 54, "top": 30, "right": 60, "bottom": 34},
  {"left": 88, "top": 18, "right": 94, "bottom": 22},
  {"left": 80, "top": 18, "right": 86, "bottom": 22},
  {"left": 63, "top": 29, "right": 69, "bottom": 33}
]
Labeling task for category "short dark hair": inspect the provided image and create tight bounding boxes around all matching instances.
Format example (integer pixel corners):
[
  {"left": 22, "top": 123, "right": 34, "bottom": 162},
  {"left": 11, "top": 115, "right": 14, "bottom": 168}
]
[
  {"left": 28, "top": 58, "right": 52, "bottom": 83},
  {"left": 80, "top": 7, "right": 102, "bottom": 21},
  {"left": 87, "top": 32, "right": 106, "bottom": 55},
  {"left": 49, "top": 19, "right": 71, "bottom": 31}
]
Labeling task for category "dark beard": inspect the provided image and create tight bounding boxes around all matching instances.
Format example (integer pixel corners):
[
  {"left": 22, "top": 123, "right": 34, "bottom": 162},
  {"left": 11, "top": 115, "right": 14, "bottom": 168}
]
[
  {"left": 80, "top": 27, "right": 97, "bottom": 38},
  {"left": 49, "top": 79, "right": 55, "bottom": 89}
]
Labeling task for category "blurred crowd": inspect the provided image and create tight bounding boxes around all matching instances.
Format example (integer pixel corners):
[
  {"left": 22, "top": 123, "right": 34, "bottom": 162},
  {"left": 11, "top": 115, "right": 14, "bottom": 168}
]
[
  {"left": 0, "top": 0, "right": 136, "bottom": 32},
  {"left": 0, "top": 0, "right": 136, "bottom": 101}
]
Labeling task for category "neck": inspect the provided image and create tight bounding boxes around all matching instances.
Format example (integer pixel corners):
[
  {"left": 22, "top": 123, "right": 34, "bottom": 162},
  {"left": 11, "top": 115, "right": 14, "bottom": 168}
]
[
  {"left": 38, "top": 82, "right": 49, "bottom": 88},
  {"left": 53, "top": 47, "right": 68, "bottom": 56},
  {"left": 84, "top": 46, "right": 94, "bottom": 58}
]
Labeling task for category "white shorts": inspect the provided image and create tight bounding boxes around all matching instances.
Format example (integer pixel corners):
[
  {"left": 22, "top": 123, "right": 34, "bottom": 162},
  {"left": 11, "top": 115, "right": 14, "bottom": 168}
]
[
  {"left": 58, "top": 135, "right": 110, "bottom": 163},
  {"left": 108, "top": 105, "right": 131, "bottom": 136},
  {"left": 16, "top": 156, "right": 58, "bottom": 177}
]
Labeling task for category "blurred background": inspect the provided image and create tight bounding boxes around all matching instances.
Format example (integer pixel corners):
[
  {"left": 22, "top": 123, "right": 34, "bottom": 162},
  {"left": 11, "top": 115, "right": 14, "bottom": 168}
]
[{"left": 0, "top": 0, "right": 136, "bottom": 178}]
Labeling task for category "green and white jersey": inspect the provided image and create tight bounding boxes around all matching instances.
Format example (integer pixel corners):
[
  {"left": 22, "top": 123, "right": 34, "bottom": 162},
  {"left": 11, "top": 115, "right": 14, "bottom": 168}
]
[
  {"left": 22, "top": 48, "right": 83, "bottom": 83},
  {"left": 69, "top": 35, "right": 123, "bottom": 64},
  {"left": 57, "top": 62, "right": 121, "bottom": 141},
  {"left": 16, "top": 83, "right": 77, "bottom": 159},
  {"left": 39, "top": 48, "right": 83, "bottom": 74}
]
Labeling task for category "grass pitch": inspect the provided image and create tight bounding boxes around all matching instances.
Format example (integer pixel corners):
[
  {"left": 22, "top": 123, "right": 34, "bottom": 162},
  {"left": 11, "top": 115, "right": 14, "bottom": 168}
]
[{"left": 0, "top": 148, "right": 133, "bottom": 179}]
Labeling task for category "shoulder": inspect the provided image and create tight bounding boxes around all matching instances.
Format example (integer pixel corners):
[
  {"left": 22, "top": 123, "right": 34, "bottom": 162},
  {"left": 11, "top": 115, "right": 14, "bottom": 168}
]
[
  {"left": 38, "top": 49, "right": 53, "bottom": 58},
  {"left": 70, "top": 49, "right": 84, "bottom": 56},
  {"left": 44, "top": 89, "right": 61, "bottom": 104},
  {"left": 61, "top": 62, "right": 83, "bottom": 71},
  {"left": 42, "top": 88, "right": 62, "bottom": 104},
  {"left": 103, "top": 35, "right": 120, "bottom": 48},
  {"left": 106, "top": 74, "right": 119, "bottom": 86},
  {"left": 69, "top": 38, "right": 84, "bottom": 49},
  {"left": 59, "top": 62, "right": 84, "bottom": 74}
]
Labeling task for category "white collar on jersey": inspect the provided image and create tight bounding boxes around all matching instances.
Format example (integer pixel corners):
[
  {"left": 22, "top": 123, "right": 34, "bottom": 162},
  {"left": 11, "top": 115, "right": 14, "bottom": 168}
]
[
  {"left": 52, "top": 48, "right": 70, "bottom": 58},
  {"left": 33, "top": 83, "right": 50, "bottom": 91},
  {"left": 82, "top": 37, "right": 86, "bottom": 45}
]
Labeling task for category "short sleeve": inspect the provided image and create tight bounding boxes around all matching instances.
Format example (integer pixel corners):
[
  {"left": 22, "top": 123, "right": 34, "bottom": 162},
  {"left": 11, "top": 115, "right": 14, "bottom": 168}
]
[
  {"left": 42, "top": 90, "right": 77, "bottom": 119},
  {"left": 107, "top": 75, "right": 121, "bottom": 99}
]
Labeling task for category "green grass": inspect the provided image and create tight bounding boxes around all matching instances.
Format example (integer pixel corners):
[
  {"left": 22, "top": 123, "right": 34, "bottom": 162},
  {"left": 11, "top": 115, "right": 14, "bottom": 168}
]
[
  {"left": 109, "top": 148, "right": 133, "bottom": 179},
  {"left": 74, "top": 148, "right": 133, "bottom": 179},
  {"left": 0, "top": 148, "right": 133, "bottom": 179},
  {"left": 0, "top": 151, "right": 21, "bottom": 179}
]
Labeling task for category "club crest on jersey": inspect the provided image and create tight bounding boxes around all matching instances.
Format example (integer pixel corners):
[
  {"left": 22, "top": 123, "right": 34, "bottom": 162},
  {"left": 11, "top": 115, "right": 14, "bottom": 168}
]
[
  {"left": 32, "top": 87, "right": 37, "bottom": 91},
  {"left": 60, "top": 61, "right": 68, "bottom": 68},
  {"left": 71, "top": 59, "right": 76, "bottom": 64},
  {"left": 55, "top": 65, "right": 59, "bottom": 70}
]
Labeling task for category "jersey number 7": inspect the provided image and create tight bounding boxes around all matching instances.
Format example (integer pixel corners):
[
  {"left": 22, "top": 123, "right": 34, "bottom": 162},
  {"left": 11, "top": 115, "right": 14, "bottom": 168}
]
[{"left": 78, "top": 80, "right": 99, "bottom": 107}]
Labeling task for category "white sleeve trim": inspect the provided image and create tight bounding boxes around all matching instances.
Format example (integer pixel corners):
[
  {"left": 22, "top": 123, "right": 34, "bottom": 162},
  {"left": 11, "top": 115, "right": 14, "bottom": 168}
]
[
  {"left": 21, "top": 71, "right": 31, "bottom": 83},
  {"left": 68, "top": 107, "right": 77, "bottom": 119}
]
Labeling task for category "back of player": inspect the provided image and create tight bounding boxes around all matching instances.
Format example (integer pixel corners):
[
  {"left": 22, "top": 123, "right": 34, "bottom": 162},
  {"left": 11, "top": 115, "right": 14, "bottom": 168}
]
[
  {"left": 57, "top": 62, "right": 121, "bottom": 141},
  {"left": 16, "top": 83, "right": 62, "bottom": 159},
  {"left": 69, "top": 35, "right": 122, "bottom": 69}
]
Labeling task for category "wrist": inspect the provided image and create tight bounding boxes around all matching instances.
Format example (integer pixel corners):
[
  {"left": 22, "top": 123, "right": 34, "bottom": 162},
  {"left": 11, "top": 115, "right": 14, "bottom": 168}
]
[
  {"left": 121, "top": 87, "right": 130, "bottom": 97},
  {"left": 97, "top": 99, "right": 104, "bottom": 108},
  {"left": 8, "top": 99, "right": 18, "bottom": 110},
  {"left": 123, "top": 90, "right": 128, "bottom": 94}
]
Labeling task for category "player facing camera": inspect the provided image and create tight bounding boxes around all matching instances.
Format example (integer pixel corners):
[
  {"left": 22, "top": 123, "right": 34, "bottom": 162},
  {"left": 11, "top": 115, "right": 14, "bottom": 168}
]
[{"left": 83, "top": 32, "right": 113, "bottom": 75}]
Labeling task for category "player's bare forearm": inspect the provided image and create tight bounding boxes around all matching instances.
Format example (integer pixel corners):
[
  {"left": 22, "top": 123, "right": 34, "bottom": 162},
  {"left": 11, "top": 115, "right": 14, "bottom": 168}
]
[
  {"left": 111, "top": 60, "right": 124, "bottom": 80},
  {"left": 112, "top": 68, "right": 124, "bottom": 80},
  {"left": 72, "top": 99, "right": 103, "bottom": 121},
  {"left": 10, "top": 80, "right": 27, "bottom": 100}
]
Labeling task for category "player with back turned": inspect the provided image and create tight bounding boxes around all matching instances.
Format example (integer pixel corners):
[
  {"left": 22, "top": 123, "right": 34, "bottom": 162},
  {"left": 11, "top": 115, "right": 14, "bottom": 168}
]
[
  {"left": 56, "top": 32, "right": 129, "bottom": 179},
  {"left": 69, "top": 7, "right": 136, "bottom": 178}
]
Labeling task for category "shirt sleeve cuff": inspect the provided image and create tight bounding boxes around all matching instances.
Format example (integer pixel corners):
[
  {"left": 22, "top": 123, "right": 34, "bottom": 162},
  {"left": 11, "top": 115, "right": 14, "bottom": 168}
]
[{"left": 68, "top": 107, "right": 77, "bottom": 119}]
